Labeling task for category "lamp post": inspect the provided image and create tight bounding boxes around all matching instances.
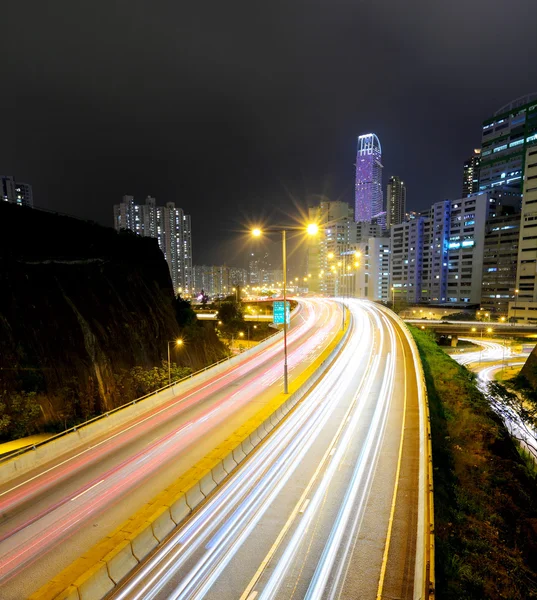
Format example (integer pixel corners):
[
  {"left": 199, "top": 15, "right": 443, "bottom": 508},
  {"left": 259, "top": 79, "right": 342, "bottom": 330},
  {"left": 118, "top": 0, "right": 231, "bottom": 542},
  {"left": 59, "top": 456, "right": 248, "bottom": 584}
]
[
  {"left": 391, "top": 286, "right": 395, "bottom": 311},
  {"left": 167, "top": 338, "right": 183, "bottom": 386},
  {"left": 514, "top": 288, "right": 519, "bottom": 324},
  {"left": 251, "top": 224, "right": 319, "bottom": 394}
]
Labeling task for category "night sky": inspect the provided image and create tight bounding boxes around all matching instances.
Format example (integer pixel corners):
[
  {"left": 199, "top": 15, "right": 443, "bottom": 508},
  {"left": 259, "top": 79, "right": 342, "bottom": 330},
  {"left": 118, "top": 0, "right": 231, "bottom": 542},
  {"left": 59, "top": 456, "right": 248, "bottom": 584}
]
[{"left": 2, "top": 0, "right": 537, "bottom": 266}]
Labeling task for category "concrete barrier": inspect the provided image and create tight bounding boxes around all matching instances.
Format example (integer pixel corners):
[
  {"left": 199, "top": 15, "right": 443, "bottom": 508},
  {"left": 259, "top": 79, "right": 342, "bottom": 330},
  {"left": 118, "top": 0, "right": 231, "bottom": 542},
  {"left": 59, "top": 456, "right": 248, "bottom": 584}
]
[
  {"left": 151, "top": 507, "right": 175, "bottom": 543},
  {"left": 130, "top": 523, "right": 159, "bottom": 562},
  {"left": 185, "top": 482, "right": 205, "bottom": 510},
  {"left": 170, "top": 495, "right": 190, "bottom": 524},
  {"left": 29, "top": 307, "right": 351, "bottom": 600},
  {"left": 105, "top": 540, "right": 138, "bottom": 585},
  {"left": 76, "top": 562, "right": 114, "bottom": 600}
]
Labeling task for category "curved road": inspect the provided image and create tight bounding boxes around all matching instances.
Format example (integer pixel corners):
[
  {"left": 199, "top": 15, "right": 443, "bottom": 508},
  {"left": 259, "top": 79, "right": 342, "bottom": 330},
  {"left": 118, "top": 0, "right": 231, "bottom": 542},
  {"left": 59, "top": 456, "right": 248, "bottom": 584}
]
[
  {"left": 0, "top": 298, "right": 344, "bottom": 599},
  {"left": 109, "top": 300, "right": 424, "bottom": 600}
]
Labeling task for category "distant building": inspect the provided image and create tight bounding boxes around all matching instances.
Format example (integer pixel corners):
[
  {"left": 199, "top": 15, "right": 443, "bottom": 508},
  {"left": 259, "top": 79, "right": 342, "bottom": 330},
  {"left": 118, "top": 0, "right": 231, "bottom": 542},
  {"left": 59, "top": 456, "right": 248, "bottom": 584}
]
[
  {"left": 480, "top": 210, "right": 520, "bottom": 314},
  {"left": 462, "top": 149, "right": 481, "bottom": 197},
  {"left": 390, "top": 193, "right": 497, "bottom": 306},
  {"left": 509, "top": 146, "right": 537, "bottom": 323},
  {"left": 386, "top": 176, "right": 406, "bottom": 228},
  {"left": 1, "top": 175, "right": 33, "bottom": 208},
  {"left": 355, "top": 133, "right": 383, "bottom": 223},
  {"left": 479, "top": 94, "right": 537, "bottom": 195},
  {"left": 355, "top": 237, "right": 391, "bottom": 302},
  {"left": 307, "top": 200, "right": 383, "bottom": 296},
  {"left": 113, "top": 195, "right": 192, "bottom": 295}
]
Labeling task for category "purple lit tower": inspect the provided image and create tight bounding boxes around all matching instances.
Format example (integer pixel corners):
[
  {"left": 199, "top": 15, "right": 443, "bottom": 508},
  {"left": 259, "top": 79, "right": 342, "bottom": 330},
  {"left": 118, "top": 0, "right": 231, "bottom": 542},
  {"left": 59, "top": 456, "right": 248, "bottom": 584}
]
[{"left": 354, "top": 133, "right": 383, "bottom": 223}]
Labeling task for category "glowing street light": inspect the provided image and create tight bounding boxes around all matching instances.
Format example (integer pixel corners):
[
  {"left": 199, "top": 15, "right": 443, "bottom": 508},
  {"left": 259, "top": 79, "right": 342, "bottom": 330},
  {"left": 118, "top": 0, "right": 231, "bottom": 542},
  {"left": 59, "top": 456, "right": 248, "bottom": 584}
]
[
  {"left": 167, "top": 338, "right": 184, "bottom": 386},
  {"left": 250, "top": 223, "right": 319, "bottom": 394}
]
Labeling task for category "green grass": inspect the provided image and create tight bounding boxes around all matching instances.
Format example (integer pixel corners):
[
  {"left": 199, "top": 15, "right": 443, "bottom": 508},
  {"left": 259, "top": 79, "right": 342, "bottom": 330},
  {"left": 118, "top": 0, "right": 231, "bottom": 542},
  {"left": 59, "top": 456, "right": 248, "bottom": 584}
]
[{"left": 410, "top": 326, "right": 537, "bottom": 599}]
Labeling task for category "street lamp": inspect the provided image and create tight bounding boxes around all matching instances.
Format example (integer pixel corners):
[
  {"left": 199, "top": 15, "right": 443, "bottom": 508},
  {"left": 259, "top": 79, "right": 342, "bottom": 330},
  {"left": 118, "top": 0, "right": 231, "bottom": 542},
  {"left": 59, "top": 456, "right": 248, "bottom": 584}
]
[
  {"left": 514, "top": 288, "right": 519, "bottom": 323},
  {"left": 251, "top": 225, "right": 318, "bottom": 393},
  {"left": 391, "top": 286, "right": 395, "bottom": 310},
  {"left": 167, "top": 338, "right": 183, "bottom": 386}
]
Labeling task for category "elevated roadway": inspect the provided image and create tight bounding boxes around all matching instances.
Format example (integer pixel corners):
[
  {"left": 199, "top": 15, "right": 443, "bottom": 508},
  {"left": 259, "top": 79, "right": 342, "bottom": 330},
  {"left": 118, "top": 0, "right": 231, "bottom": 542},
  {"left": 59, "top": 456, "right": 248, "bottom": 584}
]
[
  {"left": 109, "top": 300, "right": 429, "bottom": 600},
  {"left": 0, "top": 299, "right": 344, "bottom": 599}
]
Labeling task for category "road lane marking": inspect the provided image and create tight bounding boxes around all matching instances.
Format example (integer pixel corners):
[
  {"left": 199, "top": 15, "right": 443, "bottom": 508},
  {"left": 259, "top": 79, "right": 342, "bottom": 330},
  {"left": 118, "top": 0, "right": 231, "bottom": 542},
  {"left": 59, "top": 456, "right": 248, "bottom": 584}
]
[
  {"left": 299, "top": 499, "right": 310, "bottom": 513},
  {"left": 376, "top": 321, "right": 408, "bottom": 600},
  {"left": 70, "top": 480, "right": 104, "bottom": 502}
]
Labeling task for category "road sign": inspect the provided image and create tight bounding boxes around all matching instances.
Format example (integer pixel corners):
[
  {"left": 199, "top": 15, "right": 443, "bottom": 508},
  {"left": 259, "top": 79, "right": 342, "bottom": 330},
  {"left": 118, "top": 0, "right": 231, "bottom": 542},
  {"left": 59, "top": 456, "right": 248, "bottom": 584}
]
[{"left": 273, "top": 301, "right": 290, "bottom": 325}]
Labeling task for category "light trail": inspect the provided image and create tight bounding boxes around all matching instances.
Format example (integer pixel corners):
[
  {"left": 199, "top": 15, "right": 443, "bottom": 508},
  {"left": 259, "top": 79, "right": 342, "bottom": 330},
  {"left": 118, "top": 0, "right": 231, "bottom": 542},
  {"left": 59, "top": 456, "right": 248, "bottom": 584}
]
[
  {"left": 109, "top": 300, "right": 421, "bottom": 600},
  {"left": 0, "top": 299, "right": 342, "bottom": 588}
]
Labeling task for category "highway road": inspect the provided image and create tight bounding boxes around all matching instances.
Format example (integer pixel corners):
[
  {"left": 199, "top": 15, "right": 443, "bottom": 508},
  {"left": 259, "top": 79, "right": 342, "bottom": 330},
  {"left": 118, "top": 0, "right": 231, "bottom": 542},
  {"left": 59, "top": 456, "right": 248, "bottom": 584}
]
[
  {"left": 0, "top": 298, "right": 344, "bottom": 600},
  {"left": 109, "top": 300, "right": 424, "bottom": 600}
]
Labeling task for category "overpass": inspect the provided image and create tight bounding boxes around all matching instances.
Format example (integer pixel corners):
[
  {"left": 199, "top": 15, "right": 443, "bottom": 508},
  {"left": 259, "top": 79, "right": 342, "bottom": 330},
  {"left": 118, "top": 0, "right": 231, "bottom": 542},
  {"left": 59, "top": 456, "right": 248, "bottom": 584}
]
[{"left": 405, "top": 319, "right": 537, "bottom": 339}]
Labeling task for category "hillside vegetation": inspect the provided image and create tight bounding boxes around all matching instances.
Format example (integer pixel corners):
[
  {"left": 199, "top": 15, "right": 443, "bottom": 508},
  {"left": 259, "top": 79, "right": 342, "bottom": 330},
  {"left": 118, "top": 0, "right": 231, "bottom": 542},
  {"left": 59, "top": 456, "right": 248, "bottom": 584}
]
[{"left": 410, "top": 326, "right": 537, "bottom": 599}]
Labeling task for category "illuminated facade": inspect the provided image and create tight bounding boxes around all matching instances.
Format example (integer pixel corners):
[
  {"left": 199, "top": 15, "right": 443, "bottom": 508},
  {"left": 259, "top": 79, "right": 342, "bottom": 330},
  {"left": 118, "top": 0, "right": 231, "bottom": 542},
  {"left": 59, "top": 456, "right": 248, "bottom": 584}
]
[
  {"left": 479, "top": 94, "right": 537, "bottom": 194},
  {"left": 386, "top": 175, "right": 406, "bottom": 228},
  {"left": 1, "top": 175, "right": 33, "bottom": 208},
  {"left": 462, "top": 149, "right": 481, "bottom": 196},
  {"left": 355, "top": 133, "right": 383, "bottom": 223},
  {"left": 113, "top": 195, "right": 192, "bottom": 295}
]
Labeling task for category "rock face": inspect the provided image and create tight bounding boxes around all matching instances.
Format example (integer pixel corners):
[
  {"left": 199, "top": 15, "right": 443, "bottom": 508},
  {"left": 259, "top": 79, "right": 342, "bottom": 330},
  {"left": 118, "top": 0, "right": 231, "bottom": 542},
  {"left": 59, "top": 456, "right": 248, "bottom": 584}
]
[
  {"left": 0, "top": 203, "right": 186, "bottom": 418},
  {"left": 521, "top": 344, "right": 537, "bottom": 390}
]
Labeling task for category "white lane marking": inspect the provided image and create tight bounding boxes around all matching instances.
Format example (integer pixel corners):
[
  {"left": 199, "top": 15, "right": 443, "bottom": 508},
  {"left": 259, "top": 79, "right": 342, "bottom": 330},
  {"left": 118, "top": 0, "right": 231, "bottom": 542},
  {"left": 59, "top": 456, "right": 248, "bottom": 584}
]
[
  {"left": 299, "top": 499, "right": 310, "bottom": 514},
  {"left": 70, "top": 480, "right": 104, "bottom": 502},
  {"left": 329, "top": 448, "right": 336, "bottom": 456}
]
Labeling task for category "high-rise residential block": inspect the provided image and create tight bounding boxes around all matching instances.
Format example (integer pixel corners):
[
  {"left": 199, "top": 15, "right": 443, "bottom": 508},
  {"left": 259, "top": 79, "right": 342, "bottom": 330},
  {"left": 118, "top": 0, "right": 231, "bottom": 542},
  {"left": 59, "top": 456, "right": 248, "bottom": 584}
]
[
  {"left": 113, "top": 195, "right": 192, "bottom": 295},
  {"left": 355, "top": 133, "right": 383, "bottom": 223},
  {"left": 462, "top": 149, "right": 481, "bottom": 197},
  {"left": 510, "top": 146, "right": 537, "bottom": 323},
  {"left": 479, "top": 94, "right": 537, "bottom": 195},
  {"left": 386, "top": 175, "right": 406, "bottom": 228},
  {"left": 192, "top": 265, "right": 246, "bottom": 297},
  {"left": 1, "top": 175, "right": 33, "bottom": 208},
  {"left": 355, "top": 237, "right": 391, "bottom": 302},
  {"left": 390, "top": 193, "right": 496, "bottom": 305}
]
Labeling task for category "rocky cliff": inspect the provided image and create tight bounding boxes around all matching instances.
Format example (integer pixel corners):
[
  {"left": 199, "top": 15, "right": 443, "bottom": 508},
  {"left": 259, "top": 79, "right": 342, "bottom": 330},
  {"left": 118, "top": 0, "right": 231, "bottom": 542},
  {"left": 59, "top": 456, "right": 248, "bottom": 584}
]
[{"left": 0, "top": 204, "right": 223, "bottom": 432}]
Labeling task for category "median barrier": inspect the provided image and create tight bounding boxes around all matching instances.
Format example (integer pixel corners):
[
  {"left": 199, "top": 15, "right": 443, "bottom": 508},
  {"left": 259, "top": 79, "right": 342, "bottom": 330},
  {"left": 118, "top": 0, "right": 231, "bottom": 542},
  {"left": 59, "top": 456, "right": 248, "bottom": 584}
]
[
  {"left": 75, "top": 561, "right": 114, "bottom": 600},
  {"left": 211, "top": 461, "right": 227, "bottom": 484},
  {"left": 170, "top": 495, "right": 190, "bottom": 524},
  {"left": 151, "top": 506, "right": 176, "bottom": 542},
  {"left": 105, "top": 540, "right": 138, "bottom": 585},
  {"left": 199, "top": 471, "right": 217, "bottom": 497},
  {"left": 29, "top": 307, "right": 351, "bottom": 600},
  {"left": 130, "top": 522, "right": 159, "bottom": 562}
]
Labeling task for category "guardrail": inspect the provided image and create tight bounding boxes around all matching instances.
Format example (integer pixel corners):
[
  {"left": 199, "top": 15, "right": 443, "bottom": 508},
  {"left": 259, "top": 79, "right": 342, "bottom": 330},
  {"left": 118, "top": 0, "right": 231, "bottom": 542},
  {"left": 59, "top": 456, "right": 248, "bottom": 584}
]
[
  {"left": 0, "top": 323, "right": 289, "bottom": 469},
  {"left": 29, "top": 308, "right": 352, "bottom": 600},
  {"left": 379, "top": 305, "right": 435, "bottom": 599}
]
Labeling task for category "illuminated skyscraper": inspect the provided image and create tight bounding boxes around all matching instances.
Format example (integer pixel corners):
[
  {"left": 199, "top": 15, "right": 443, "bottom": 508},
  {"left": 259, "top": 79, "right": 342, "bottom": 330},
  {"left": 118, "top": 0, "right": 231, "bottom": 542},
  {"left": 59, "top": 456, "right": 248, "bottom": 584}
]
[
  {"left": 386, "top": 175, "right": 406, "bottom": 228},
  {"left": 462, "top": 149, "right": 481, "bottom": 196},
  {"left": 355, "top": 133, "right": 383, "bottom": 223}
]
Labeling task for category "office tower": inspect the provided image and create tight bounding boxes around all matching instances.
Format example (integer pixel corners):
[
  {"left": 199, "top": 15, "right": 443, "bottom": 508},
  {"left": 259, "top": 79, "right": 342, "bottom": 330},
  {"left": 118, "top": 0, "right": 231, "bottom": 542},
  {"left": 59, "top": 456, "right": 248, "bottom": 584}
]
[
  {"left": 462, "top": 150, "right": 481, "bottom": 196},
  {"left": 480, "top": 209, "right": 520, "bottom": 314},
  {"left": 510, "top": 146, "right": 537, "bottom": 323},
  {"left": 1, "top": 176, "right": 33, "bottom": 208},
  {"left": 479, "top": 94, "right": 537, "bottom": 194},
  {"left": 386, "top": 176, "right": 406, "bottom": 228},
  {"left": 355, "top": 133, "right": 383, "bottom": 223},
  {"left": 113, "top": 196, "right": 192, "bottom": 295}
]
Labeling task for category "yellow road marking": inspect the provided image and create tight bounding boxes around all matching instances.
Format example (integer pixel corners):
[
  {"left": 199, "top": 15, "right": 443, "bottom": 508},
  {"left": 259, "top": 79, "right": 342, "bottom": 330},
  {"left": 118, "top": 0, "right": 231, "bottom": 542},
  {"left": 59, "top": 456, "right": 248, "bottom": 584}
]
[{"left": 376, "top": 321, "right": 408, "bottom": 599}]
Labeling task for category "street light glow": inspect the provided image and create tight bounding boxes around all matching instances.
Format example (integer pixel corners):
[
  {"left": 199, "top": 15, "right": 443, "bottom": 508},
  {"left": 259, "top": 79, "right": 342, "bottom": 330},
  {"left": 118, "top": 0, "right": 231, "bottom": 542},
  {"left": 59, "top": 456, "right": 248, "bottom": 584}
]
[
  {"left": 306, "top": 223, "right": 319, "bottom": 236},
  {"left": 251, "top": 228, "right": 262, "bottom": 237}
]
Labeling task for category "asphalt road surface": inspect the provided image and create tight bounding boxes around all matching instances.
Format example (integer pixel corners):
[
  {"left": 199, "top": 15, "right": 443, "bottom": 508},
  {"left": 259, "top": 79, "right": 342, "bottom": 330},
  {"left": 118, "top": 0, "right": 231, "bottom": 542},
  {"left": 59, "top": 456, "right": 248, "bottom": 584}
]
[
  {"left": 0, "top": 298, "right": 344, "bottom": 600},
  {"left": 109, "top": 300, "right": 422, "bottom": 600}
]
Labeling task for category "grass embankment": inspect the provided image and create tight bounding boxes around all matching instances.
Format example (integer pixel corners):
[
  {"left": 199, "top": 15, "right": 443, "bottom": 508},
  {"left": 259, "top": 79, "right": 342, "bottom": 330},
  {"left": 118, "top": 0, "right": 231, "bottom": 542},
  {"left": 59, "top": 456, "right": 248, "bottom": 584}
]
[{"left": 410, "top": 326, "right": 537, "bottom": 599}]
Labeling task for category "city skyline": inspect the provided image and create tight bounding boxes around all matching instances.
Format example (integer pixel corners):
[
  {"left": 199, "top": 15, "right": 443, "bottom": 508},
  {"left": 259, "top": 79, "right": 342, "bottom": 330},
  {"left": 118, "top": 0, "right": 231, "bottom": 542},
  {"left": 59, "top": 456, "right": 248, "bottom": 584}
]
[{"left": 2, "top": 1, "right": 536, "bottom": 265}]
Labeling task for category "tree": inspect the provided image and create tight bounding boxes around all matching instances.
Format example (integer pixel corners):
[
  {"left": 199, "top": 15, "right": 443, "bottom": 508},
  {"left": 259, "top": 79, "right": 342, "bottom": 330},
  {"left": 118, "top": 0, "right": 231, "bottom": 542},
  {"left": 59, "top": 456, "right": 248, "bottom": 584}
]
[{"left": 174, "top": 294, "right": 198, "bottom": 328}]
